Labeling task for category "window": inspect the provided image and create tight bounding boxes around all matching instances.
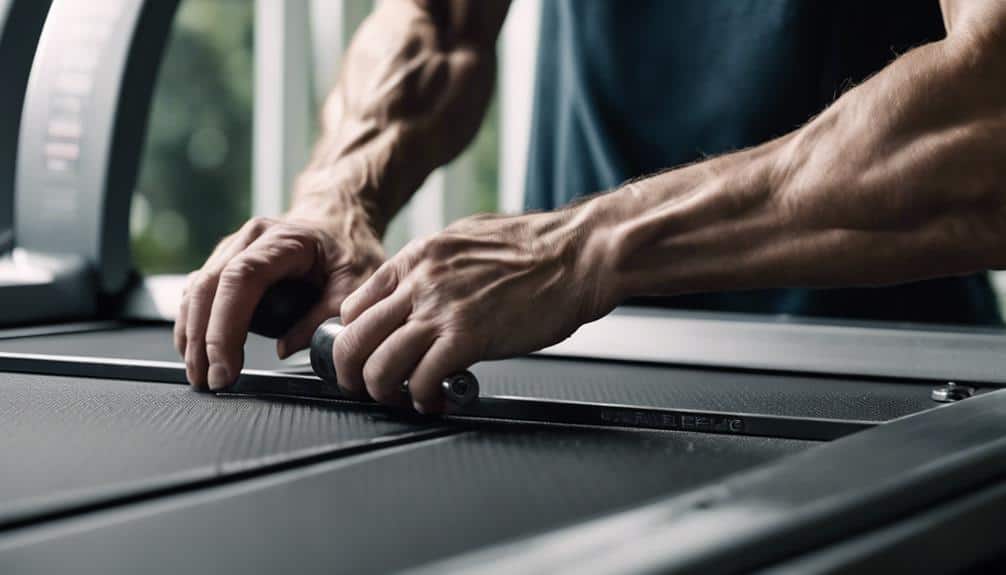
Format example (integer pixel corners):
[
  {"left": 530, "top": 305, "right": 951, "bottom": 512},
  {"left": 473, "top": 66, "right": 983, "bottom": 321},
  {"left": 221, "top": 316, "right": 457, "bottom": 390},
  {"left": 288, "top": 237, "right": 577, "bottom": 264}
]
[
  {"left": 132, "top": 0, "right": 254, "bottom": 274},
  {"left": 132, "top": 0, "right": 526, "bottom": 273}
]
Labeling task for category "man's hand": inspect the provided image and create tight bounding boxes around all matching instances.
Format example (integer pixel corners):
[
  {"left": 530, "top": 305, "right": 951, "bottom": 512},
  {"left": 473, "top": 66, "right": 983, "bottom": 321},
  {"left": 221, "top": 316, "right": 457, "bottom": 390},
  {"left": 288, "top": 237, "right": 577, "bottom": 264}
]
[
  {"left": 173, "top": 1, "right": 510, "bottom": 392},
  {"left": 174, "top": 205, "right": 383, "bottom": 391},
  {"left": 333, "top": 205, "right": 618, "bottom": 413}
]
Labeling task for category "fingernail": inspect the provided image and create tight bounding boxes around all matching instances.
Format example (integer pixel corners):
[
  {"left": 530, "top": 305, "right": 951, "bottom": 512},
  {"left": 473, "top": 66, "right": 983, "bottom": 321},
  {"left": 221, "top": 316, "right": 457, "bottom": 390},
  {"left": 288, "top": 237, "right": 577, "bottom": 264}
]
[
  {"left": 413, "top": 401, "right": 428, "bottom": 414},
  {"left": 208, "top": 364, "right": 232, "bottom": 391}
]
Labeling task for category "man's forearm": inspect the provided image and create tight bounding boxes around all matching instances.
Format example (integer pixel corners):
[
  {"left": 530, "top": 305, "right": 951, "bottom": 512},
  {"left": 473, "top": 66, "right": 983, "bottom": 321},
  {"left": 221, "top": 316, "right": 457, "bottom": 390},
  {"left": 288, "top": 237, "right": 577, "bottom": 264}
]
[
  {"left": 586, "top": 7, "right": 1006, "bottom": 302},
  {"left": 289, "top": 0, "right": 509, "bottom": 235}
]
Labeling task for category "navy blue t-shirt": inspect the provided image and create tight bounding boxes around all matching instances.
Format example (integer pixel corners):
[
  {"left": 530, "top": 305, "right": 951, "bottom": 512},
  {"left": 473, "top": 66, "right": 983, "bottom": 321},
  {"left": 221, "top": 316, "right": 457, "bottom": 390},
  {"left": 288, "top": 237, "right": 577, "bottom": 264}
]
[{"left": 524, "top": 0, "right": 1000, "bottom": 325}]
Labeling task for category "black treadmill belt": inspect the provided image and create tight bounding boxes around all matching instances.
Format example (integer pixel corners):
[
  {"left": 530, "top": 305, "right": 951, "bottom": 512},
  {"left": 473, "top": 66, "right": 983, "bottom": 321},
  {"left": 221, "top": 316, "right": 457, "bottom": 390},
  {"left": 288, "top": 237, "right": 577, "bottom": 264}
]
[
  {"left": 0, "top": 372, "right": 440, "bottom": 529},
  {"left": 473, "top": 358, "right": 935, "bottom": 421},
  {"left": 0, "top": 325, "right": 939, "bottom": 421},
  {"left": 0, "top": 427, "right": 814, "bottom": 575}
]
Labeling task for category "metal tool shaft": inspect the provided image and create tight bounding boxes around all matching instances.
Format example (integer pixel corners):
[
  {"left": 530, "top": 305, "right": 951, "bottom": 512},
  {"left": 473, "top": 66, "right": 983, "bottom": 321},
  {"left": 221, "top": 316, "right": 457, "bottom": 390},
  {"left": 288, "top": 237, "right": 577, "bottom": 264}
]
[{"left": 310, "top": 318, "right": 480, "bottom": 406}]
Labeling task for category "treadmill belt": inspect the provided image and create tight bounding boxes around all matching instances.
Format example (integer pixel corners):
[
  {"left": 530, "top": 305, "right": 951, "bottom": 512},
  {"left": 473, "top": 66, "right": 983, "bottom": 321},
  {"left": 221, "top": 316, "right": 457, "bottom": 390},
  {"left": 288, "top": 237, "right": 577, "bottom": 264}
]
[
  {"left": 0, "top": 372, "right": 441, "bottom": 529},
  {"left": 0, "top": 427, "right": 814, "bottom": 575},
  {"left": 0, "top": 325, "right": 940, "bottom": 421},
  {"left": 473, "top": 358, "right": 937, "bottom": 422}
]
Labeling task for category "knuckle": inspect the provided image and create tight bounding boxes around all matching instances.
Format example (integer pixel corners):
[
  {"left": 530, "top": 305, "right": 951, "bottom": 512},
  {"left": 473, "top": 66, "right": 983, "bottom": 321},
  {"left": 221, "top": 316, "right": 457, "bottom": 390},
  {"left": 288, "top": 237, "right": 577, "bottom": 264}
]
[
  {"left": 268, "top": 236, "right": 312, "bottom": 258},
  {"left": 366, "top": 380, "right": 398, "bottom": 403},
  {"left": 333, "top": 330, "right": 361, "bottom": 365},
  {"left": 182, "top": 271, "right": 199, "bottom": 296},
  {"left": 219, "top": 257, "right": 261, "bottom": 286},
  {"left": 204, "top": 341, "right": 229, "bottom": 362},
  {"left": 408, "top": 378, "right": 438, "bottom": 403},
  {"left": 185, "top": 331, "right": 205, "bottom": 347},
  {"left": 173, "top": 323, "right": 186, "bottom": 343},
  {"left": 362, "top": 361, "right": 391, "bottom": 390},
  {"left": 424, "top": 260, "right": 450, "bottom": 281},
  {"left": 403, "top": 237, "right": 435, "bottom": 264},
  {"left": 403, "top": 237, "right": 427, "bottom": 255},
  {"left": 243, "top": 216, "right": 275, "bottom": 236},
  {"left": 425, "top": 236, "right": 450, "bottom": 259},
  {"left": 339, "top": 297, "right": 356, "bottom": 320},
  {"left": 188, "top": 273, "right": 217, "bottom": 300}
]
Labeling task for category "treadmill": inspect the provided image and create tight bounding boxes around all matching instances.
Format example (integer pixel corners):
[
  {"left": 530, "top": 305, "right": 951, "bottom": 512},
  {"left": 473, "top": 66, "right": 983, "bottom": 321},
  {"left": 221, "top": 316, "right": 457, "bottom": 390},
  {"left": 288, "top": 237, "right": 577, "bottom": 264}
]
[{"left": 1, "top": 1, "right": 1005, "bottom": 573}]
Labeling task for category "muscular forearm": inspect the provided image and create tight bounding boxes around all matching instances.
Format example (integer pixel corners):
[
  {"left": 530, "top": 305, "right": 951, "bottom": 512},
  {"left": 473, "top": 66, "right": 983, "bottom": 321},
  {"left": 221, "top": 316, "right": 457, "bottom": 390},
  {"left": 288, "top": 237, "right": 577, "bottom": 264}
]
[
  {"left": 288, "top": 0, "right": 509, "bottom": 235},
  {"left": 587, "top": 6, "right": 1006, "bottom": 302},
  {"left": 298, "top": 1, "right": 1006, "bottom": 411}
]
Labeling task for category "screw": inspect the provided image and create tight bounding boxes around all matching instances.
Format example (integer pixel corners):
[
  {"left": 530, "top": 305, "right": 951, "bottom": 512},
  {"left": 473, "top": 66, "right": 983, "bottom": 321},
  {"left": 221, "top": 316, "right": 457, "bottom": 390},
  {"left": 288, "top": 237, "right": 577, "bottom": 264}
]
[
  {"left": 441, "top": 371, "right": 479, "bottom": 406},
  {"left": 931, "top": 382, "right": 976, "bottom": 403}
]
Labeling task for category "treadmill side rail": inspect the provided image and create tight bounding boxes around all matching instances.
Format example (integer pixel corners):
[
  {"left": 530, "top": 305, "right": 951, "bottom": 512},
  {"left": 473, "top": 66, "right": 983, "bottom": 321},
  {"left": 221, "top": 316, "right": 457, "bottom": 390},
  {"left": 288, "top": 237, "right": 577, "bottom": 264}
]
[
  {"left": 0, "top": 250, "right": 93, "bottom": 323},
  {"left": 542, "top": 306, "right": 1006, "bottom": 386},
  {"left": 411, "top": 389, "right": 1006, "bottom": 575}
]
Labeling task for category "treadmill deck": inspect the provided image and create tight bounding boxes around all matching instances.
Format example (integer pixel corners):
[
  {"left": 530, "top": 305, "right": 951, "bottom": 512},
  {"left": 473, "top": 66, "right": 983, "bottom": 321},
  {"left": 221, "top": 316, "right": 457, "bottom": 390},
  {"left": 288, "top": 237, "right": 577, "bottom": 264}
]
[{"left": 0, "top": 323, "right": 958, "bottom": 573}]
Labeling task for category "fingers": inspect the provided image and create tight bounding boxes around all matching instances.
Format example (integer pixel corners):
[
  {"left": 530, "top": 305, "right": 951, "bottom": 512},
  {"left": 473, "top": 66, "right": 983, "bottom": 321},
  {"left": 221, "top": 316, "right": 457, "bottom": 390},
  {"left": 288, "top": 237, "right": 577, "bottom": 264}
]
[
  {"left": 339, "top": 259, "right": 400, "bottom": 324},
  {"left": 202, "top": 232, "right": 319, "bottom": 390},
  {"left": 277, "top": 270, "right": 368, "bottom": 359},
  {"left": 173, "top": 272, "right": 196, "bottom": 356},
  {"left": 332, "top": 288, "right": 412, "bottom": 397},
  {"left": 406, "top": 336, "right": 475, "bottom": 414},
  {"left": 277, "top": 296, "right": 338, "bottom": 360},
  {"left": 178, "top": 220, "right": 268, "bottom": 389},
  {"left": 362, "top": 322, "right": 435, "bottom": 406}
]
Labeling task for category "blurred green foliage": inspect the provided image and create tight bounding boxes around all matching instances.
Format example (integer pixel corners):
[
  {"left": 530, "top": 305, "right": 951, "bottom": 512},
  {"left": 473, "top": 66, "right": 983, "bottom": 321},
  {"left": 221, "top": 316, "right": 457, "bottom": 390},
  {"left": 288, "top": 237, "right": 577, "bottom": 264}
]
[
  {"left": 132, "top": 0, "right": 253, "bottom": 274},
  {"left": 133, "top": 0, "right": 499, "bottom": 274}
]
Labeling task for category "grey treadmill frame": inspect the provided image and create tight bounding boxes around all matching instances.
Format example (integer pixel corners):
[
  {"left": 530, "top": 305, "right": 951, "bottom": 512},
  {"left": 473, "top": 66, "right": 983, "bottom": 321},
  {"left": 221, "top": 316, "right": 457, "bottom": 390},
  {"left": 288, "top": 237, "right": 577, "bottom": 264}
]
[
  {"left": 0, "top": 0, "right": 51, "bottom": 239},
  {"left": 541, "top": 305, "right": 1006, "bottom": 386},
  {"left": 413, "top": 388, "right": 1006, "bottom": 574},
  {"left": 0, "top": 0, "right": 179, "bottom": 326}
]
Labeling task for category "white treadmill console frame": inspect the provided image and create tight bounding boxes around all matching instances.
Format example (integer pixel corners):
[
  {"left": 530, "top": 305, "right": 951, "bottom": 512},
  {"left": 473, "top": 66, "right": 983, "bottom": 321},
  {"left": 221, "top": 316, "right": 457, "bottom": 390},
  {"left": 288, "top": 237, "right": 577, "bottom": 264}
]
[{"left": 0, "top": 0, "right": 179, "bottom": 326}]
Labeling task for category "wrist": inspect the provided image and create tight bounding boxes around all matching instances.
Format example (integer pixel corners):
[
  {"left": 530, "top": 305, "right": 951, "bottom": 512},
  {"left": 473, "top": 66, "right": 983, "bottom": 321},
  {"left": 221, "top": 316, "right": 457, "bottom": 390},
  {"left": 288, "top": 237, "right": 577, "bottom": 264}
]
[
  {"left": 289, "top": 165, "right": 390, "bottom": 234},
  {"left": 555, "top": 194, "right": 630, "bottom": 320},
  {"left": 292, "top": 124, "right": 442, "bottom": 237},
  {"left": 284, "top": 183, "right": 386, "bottom": 266}
]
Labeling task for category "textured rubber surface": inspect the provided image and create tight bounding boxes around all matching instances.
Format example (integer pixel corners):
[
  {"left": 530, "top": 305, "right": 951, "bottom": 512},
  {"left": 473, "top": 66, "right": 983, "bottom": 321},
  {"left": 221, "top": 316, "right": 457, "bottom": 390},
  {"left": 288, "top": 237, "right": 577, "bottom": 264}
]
[
  {"left": 0, "top": 372, "right": 436, "bottom": 528},
  {"left": 0, "top": 324, "right": 292, "bottom": 370},
  {"left": 473, "top": 358, "right": 936, "bottom": 421},
  {"left": 0, "top": 325, "right": 938, "bottom": 420},
  {"left": 0, "top": 427, "right": 814, "bottom": 575}
]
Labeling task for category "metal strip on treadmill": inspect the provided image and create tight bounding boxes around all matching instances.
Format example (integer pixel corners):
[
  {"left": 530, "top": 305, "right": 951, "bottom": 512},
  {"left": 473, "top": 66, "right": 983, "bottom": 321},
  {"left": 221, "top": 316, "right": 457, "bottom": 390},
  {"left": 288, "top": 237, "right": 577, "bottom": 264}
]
[
  {"left": 408, "top": 389, "right": 1006, "bottom": 575},
  {"left": 0, "top": 352, "right": 876, "bottom": 441}
]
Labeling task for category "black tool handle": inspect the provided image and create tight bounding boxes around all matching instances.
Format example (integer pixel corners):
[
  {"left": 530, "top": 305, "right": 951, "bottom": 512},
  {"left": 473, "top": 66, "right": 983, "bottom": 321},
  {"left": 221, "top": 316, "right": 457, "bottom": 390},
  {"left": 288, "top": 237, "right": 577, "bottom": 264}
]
[
  {"left": 248, "top": 279, "right": 322, "bottom": 339},
  {"left": 310, "top": 318, "right": 479, "bottom": 406}
]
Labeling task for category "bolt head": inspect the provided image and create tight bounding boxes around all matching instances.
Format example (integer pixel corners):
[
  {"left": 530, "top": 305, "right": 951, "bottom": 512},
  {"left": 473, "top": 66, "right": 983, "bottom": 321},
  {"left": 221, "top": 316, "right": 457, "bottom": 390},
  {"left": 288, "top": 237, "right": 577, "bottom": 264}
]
[{"left": 931, "top": 382, "right": 976, "bottom": 403}]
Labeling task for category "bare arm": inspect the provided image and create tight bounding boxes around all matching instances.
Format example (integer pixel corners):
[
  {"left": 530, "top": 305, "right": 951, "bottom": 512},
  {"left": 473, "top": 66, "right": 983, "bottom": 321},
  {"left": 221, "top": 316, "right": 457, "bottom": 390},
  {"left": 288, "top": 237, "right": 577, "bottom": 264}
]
[
  {"left": 175, "top": 0, "right": 509, "bottom": 391},
  {"left": 592, "top": 0, "right": 1006, "bottom": 300},
  {"left": 336, "top": 1, "right": 1006, "bottom": 412},
  {"left": 290, "top": 0, "right": 510, "bottom": 235}
]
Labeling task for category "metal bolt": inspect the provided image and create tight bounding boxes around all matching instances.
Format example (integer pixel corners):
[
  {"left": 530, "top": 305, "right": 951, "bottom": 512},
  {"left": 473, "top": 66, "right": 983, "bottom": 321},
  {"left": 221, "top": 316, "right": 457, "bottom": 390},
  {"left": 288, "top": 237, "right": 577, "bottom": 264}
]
[
  {"left": 931, "top": 382, "right": 976, "bottom": 403},
  {"left": 442, "top": 371, "right": 479, "bottom": 406}
]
